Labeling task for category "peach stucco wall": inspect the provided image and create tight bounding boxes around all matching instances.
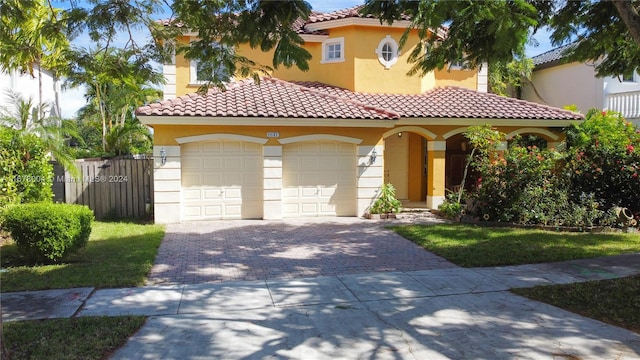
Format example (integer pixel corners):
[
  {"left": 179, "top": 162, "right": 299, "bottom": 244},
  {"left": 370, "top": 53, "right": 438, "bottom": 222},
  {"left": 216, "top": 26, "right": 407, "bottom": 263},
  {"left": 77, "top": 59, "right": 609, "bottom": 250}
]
[{"left": 171, "top": 25, "right": 478, "bottom": 97}]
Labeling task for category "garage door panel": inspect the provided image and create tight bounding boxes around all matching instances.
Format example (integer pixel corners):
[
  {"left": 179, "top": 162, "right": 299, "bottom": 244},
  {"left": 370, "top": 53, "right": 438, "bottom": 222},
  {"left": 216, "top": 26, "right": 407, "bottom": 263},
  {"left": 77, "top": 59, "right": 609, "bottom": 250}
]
[
  {"left": 182, "top": 158, "right": 202, "bottom": 170},
  {"left": 301, "top": 203, "right": 319, "bottom": 214},
  {"left": 319, "top": 187, "right": 336, "bottom": 197},
  {"left": 204, "top": 206, "right": 222, "bottom": 217},
  {"left": 181, "top": 140, "right": 263, "bottom": 220},
  {"left": 203, "top": 189, "right": 222, "bottom": 200},
  {"left": 301, "top": 187, "right": 318, "bottom": 197},
  {"left": 283, "top": 188, "right": 299, "bottom": 197},
  {"left": 283, "top": 140, "right": 356, "bottom": 218},
  {"left": 202, "top": 158, "right": 222, "bottom": 170},
  {"left": 183, "top": 189, "right": 201, "bottom": 200},
  {"left": 183, "top": 206, "right": 201, "bottom": 217}
]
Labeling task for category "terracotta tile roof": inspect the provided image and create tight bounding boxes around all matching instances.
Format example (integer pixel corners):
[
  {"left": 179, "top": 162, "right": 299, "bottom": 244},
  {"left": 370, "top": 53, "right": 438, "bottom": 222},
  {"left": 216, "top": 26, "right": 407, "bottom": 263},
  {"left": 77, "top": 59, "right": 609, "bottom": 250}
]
[
  {"left": 158, "top": 6, "right": 410, "bottom": 35},
  {"left": 136, "top": 78, "right": 400, "bottom": 120},
  {"left": 294, "top": 82, "right": 584, "bottom": 120},
  {"left": 138, "top": 78, "right": 583, "bottom": 121},
  {"left": 532, "top": 42, "right": 578, "bottom": 67},
  {"left": 292, "top": 12, "right": 329, "bottom": 35},
  {"left": 158, "top": 16, "right": 327, "bottom": 36},
  {"left": 307, "top": 5, "right": 412, "bottom": 23}
]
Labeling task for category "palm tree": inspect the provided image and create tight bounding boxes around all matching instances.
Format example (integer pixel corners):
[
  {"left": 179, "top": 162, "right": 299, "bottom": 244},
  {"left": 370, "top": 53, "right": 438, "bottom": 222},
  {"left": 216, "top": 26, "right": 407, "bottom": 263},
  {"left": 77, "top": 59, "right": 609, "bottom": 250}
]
[
  {"left": 66, "top": 47, "right": 163, "bottom": 151},
  {"left": 105, "top": 120, "right": 153, "bottom": 156},
  {"left": 0, "top": 91, "right": 79, "bottom": 177},
  {"left": 0, "top": 0, "right": 70, "bottom": 115}
]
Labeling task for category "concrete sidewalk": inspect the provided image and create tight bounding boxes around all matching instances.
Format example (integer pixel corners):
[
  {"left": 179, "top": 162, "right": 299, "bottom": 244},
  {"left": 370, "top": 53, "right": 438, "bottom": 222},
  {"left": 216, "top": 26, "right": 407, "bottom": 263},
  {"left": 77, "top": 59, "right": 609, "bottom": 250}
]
[{"left": 2, "top": 253, "right": 640, "bottom": 359}]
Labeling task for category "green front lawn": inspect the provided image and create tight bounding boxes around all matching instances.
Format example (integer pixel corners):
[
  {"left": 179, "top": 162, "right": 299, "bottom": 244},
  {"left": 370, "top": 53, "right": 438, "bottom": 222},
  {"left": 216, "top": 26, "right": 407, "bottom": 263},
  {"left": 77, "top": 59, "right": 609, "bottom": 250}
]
[
  {"left": 513, "top": 275, "right": 640, "bottom": 333},
  {"left": 3, "top": 316, "right": 146, "bottom": 360},
  {"left": 394, "top": 223, "right": 640, "bottom": 334},
  {"left": 0, "top": 222, "right": 164, "bottom": 292},
  {"left": 392, "top": 224, "right": 640, "bottom": 267}
]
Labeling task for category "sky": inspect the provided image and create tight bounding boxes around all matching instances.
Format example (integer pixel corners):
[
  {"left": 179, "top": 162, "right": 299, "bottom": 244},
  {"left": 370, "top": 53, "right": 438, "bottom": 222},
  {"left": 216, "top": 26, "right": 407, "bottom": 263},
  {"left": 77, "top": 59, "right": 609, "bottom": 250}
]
[{"left": 57, "top": 0, "right": 555, "bottom": 119}]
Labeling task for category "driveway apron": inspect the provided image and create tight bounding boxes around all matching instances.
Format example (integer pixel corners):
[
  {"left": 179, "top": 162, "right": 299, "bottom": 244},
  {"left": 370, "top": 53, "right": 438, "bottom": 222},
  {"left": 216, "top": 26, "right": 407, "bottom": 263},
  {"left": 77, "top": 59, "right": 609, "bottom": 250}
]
[{"left": 146, "top": 214, "right": 456, "bottom": 285}]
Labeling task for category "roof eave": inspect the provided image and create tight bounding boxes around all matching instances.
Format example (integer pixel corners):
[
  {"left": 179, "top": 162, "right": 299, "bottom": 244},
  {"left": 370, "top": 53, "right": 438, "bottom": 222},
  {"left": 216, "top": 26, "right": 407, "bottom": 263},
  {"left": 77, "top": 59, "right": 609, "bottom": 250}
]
[
  {"left": 138, "top": 116, "right": 398, "bottom": 128},
  {"left": 300, "top": 34, "right": 330, "bottom": 43},
  {"left": 305, "top": 18, "right": 413, "bottom": 31},
  {"left": 397, "top": 118, "right": 583, "bottom": 127}
]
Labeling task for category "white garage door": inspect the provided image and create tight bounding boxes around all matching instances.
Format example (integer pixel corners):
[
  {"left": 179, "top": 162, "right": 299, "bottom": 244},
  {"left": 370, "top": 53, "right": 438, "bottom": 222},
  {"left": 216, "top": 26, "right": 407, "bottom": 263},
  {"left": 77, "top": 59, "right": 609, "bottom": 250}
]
[
  {"left": 181, "top": 140, "right": 262, "bottom": 220},
  {"left": 283, "top": 140, "right": 356, "bottom": 217}
]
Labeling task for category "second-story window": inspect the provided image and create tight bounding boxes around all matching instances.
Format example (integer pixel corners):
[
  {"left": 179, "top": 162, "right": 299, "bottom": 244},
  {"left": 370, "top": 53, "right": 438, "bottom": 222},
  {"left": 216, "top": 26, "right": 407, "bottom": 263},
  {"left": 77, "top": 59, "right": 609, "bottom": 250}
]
[
  {"left": 321, "top": 37, "right": 345, "bottom": 64},
  {"left": 189, "top": 41, "right": 233, "bottom": 84},
  {"left": 376, "top": 36, "right": 399, "bottom": 69}
]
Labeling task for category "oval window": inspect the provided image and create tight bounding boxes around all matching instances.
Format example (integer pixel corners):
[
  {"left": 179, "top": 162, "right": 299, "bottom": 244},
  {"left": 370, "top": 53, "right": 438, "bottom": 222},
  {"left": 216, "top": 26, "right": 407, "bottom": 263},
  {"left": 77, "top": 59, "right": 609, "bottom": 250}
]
[{"left": 376, "top": 36, "right": 399, "bottom": 69}]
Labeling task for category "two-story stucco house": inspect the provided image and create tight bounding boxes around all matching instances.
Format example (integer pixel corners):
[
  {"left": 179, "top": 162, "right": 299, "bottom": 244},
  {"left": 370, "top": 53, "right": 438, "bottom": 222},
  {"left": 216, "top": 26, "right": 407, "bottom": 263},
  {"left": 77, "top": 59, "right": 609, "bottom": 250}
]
[
  {"left": 0, "top": 66, "right": 61, "bottom": 118},
  {"left": 522, "top": 42, "right": 640, "bottom": 124},
  {"left": 137, "top": 6, "right": 583, "bottom": 224}
]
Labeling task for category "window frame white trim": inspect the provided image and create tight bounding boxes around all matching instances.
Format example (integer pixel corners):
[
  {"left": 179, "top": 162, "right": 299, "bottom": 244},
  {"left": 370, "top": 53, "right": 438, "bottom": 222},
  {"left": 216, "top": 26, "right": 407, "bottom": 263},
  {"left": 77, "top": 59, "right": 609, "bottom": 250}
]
[
  {"left": 188, "top": 39, "right": 234, "bottom": 85},
  {"left": 320, "top": 37, "right": 345, "bottom": 64},
  {"left": 189, "top": 59, "right": 204, "bottom": 85},
  {"left": 375, "top": 35, "right": 399, "bottom": 69}
]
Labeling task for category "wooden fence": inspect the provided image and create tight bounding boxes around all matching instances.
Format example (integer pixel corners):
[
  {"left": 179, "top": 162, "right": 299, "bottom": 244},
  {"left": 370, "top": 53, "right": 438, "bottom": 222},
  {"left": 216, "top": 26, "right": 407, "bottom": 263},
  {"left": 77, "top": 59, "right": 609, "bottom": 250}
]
[{"left": 52, "top": 157, "right": 154, "bottom": 220}]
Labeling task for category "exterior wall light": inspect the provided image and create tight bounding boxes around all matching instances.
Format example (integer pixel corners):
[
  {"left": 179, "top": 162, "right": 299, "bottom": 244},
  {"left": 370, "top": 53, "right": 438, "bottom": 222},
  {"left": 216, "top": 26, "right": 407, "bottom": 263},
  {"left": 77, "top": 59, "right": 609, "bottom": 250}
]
[
  {"left": 370, "top": 148, "right": 377, "bottom": 165},
  {"left": 160, "top": 147, "right": 167, "bottom": 165}
]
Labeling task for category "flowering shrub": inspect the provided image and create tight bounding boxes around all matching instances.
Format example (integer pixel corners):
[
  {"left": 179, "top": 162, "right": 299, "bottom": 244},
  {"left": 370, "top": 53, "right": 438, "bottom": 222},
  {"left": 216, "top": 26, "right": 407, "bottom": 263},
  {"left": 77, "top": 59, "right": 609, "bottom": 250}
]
[
  {"left": 463, "top": 124, "right": 618, "bottom": 227},
  {"left": 565, "top": 109, "right": 640, "bottom": 216}
]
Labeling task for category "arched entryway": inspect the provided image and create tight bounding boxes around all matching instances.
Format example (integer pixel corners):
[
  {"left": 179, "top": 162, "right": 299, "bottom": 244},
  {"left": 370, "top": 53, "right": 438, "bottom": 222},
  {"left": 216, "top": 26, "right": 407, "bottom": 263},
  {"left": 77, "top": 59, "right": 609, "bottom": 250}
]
[
  {"left": 445, "top": 133, "right": 473, "bottom": 192},
  {"left": 382, "top": 127, "right": 436, "bottom": 204}
]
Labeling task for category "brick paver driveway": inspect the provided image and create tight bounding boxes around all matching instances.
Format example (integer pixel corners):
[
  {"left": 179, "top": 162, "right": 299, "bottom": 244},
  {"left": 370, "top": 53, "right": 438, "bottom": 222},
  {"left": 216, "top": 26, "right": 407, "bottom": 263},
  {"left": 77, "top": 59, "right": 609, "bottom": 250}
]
[{"left": 147, "top": 213, "right": 456, "bottom": 285}]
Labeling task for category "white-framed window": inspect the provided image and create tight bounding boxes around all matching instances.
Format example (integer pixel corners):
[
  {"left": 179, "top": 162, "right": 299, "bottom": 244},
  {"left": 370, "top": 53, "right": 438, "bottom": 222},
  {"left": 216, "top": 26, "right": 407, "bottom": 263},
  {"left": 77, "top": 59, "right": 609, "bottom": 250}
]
[
  {"left": 189, "top": 41, "right": 233, "bottom": 85},
  {"left": 376, "top": 36, "right": 399, "bottom": 69},
  {"left": 321, "top": 37, "right": 345, "bottom": 64}
]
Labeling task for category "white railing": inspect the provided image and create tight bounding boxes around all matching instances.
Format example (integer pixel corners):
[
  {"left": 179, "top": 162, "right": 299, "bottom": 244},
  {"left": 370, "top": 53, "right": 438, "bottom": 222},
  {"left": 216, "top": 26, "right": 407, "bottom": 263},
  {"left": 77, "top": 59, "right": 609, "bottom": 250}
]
[{"left": 606, "top": 90, "right": 640, "bottom": 120}]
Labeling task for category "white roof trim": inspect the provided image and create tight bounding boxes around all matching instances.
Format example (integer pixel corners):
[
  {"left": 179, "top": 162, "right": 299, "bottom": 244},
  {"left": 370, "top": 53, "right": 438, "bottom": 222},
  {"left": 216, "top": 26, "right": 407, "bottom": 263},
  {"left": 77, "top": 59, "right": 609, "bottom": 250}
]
[
  {"left": 300, "top": 34, "right": 329, "bottom": 42},
  {"left": 305, "top": 18, "right": 413, "bottom": 31},
  {"left": 175, "top": 133, "right": 268, "bottom": 144},
  {"left": 278, "top": 134, "right": 363, "bottom": 145},
  {"left": 138, "top": 116, "right": 397, "bottom": 128},
  {"left": 397, "top": 118, "right": 582, "bottom": 127}
]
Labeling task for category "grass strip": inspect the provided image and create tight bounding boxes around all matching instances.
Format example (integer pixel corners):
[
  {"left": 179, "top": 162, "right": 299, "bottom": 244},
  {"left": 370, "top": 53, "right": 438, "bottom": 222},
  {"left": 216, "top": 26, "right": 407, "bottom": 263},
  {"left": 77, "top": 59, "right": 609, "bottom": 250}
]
[
  {"left": 513, "top": 275, "right": 640, "bottom": 333},
  {"left": 3, "top": 316, "right": 146, "bottom": 360},
  {"left": 0, "top": 222, "right": 164, "bottom": 291},
  {"left": 391, "top": 224, "right": 640, "bottom": 267}
]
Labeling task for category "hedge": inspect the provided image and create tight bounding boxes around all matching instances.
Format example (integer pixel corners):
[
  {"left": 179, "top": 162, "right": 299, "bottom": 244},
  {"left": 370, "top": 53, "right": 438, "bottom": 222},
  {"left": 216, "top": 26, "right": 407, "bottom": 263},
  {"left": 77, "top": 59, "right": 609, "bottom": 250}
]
[{"left": 3, "top": 203, "right": 94, "bottom": 263}]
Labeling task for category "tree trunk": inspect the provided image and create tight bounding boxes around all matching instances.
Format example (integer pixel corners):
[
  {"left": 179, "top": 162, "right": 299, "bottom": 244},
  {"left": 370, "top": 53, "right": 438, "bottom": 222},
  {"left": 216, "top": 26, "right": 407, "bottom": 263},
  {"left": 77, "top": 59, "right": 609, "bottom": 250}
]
[
  {"left": 458, "top": 147, "right": 476, "bottom": 204},
  {"left": 53, "top": 73, "right": 61, "bottom": 118},
  {"left": 37, "top": 63, "right": 44, "bottom": 119},
  {"left": 96, "top": 84, "right": 107, "bottom": 152},
  {"left": 612, "top": 1, "right": 640, "bottom": 46}
]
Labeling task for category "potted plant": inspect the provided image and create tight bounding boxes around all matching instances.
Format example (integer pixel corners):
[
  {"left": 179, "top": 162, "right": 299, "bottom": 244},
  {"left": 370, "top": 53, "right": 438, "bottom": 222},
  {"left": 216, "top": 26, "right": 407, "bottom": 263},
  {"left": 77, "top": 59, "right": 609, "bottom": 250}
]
[{"left": 367, "top": 183, "right": 402, "bottom": 219}]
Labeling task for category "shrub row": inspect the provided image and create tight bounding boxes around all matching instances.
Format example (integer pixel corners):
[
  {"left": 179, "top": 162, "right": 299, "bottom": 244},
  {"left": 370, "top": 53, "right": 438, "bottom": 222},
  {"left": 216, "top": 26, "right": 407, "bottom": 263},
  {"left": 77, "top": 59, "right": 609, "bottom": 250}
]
[
  {"left": 441, "top": 110, "right": 640, "bottom": 228},
  {"left": 3, "top": 203, "right": 94, "bottom": 263}
]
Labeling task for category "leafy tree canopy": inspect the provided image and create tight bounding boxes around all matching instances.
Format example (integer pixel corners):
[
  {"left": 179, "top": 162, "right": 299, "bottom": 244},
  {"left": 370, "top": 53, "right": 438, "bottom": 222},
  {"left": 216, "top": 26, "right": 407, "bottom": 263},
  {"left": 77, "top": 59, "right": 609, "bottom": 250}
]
[
  {"left": 5, "top": 1, "right": 639, "bottom": 92},
  {"left": 362, "top": 0, "right": 640, "bottom": 78}
]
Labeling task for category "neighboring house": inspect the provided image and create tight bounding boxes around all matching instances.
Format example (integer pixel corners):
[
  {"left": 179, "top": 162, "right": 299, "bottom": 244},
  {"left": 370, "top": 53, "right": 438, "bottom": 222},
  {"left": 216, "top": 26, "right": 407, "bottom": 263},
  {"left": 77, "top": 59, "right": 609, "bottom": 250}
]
[
  {"left": 0, "top": 66, "right": 61, "bottom": 118},
  {"left": 138, "top": 6, "right": 583, "bottom": 224},
  {"left": 522, "top": 42, "right": 640, "bottom": 124}
]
